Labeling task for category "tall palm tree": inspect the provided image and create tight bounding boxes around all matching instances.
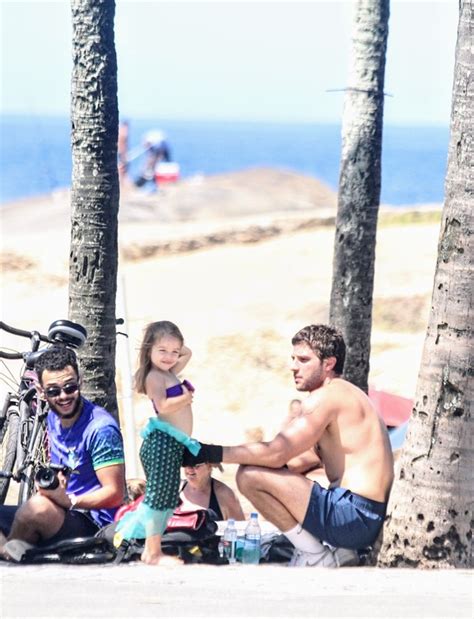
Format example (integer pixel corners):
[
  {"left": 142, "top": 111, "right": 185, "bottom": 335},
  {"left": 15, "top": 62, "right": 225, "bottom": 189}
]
[
  {"left": 69, "top": 0, "right": 120, "bottom": 418},
  {"left": 377, "top": 2, "right": 473, "bottom": 568},
  {"left": 329, "top": 0, "right": 390, "bottom": 392}
]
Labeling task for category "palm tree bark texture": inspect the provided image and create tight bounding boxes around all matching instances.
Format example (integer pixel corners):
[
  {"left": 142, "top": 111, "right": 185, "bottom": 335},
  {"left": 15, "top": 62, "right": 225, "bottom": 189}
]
[
  {"left": 329, "top": 0, "right": 390, "bottom": 393},
  {"left": 377, "top": 2, "right": 473, "bottom": 568},
  {"left": 69, "top": 0, "right": 120, "bottom": 418}
]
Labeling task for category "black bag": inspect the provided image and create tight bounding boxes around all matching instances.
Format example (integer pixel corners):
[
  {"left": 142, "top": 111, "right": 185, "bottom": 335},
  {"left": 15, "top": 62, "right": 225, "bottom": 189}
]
[
  {"left": 262, "top": 533, "right": 295, "bottom": 563},
  {"left": 13, "top": 509, "right": 223, "bottom": 565},
  {"left": 13, "top": 536, "right": 116, "bottom": 565}
]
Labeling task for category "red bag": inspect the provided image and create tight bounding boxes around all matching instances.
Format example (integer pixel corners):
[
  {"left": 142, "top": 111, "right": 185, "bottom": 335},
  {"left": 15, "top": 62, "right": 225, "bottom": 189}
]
[
  {"left": 114, "top": 501, "right": 216, "bottom": 539},
  {"left": 165, "top": 509, "right": 208, "bottom": 532},
  {"left": 114, "top": 495, "right": 144, "bottom": 522}
]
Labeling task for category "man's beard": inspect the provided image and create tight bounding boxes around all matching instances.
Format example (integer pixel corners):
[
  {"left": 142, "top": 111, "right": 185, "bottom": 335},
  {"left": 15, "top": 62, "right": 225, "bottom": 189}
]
[
  {"left": 54, "top": 395, "right": 83, "bottom": 420},
  {"left": 299, "top": 373, "right": 324, "bottom": 393}
]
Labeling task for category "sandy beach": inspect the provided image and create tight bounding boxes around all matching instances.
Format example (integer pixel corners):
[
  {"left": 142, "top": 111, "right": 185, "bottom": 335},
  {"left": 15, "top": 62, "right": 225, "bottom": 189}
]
[
  {"left": 3, "top": 170, "right": 472, "bottom": 619},
  {"left": 0, "top": 168, "right": 442, "bottom": 500}
]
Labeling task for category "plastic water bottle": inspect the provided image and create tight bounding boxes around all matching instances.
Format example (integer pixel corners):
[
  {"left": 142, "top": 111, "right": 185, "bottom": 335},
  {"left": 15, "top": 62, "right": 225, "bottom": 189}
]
[
  {"left": 222, "top": 518, "right": 238, "bottom": 564},
  {"left": 242, "top": 512, "right": 261, "bottom": 565}
]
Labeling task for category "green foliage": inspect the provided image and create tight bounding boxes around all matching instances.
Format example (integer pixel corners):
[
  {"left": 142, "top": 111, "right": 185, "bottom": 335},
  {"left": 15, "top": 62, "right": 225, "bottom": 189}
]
[{"left": 378, "top": 209, "right": 442, "bottom": 227}]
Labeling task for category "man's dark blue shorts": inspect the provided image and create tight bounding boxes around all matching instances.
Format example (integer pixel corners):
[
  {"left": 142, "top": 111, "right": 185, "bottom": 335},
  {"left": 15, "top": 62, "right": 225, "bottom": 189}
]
[
  {"left": 0, "top": 505, "right": 98, "bottom": 545},
  {"left": 302, "top": 483, "right": 387, "bottom": 550}
]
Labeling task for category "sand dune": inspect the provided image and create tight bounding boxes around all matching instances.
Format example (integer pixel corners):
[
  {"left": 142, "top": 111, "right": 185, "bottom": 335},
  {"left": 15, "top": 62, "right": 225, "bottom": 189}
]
[{"left": 1, "top": 168, "right": 441, "bottom": 492}]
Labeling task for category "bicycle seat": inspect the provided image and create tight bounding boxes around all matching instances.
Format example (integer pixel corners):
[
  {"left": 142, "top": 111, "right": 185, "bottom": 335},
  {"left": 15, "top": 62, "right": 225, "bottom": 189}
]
[{"left": 48, "top": 320, "right": 87, "bottom": 349}]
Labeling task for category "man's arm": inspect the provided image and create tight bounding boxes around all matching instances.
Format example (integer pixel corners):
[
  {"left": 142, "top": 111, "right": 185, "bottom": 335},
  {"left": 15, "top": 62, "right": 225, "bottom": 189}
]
[
  {"left": 184, "top": 393, "right": 335, "bottom": 468},
  {"left": 281, "top": 409, "right": 324, "bottom": 474},
  {"left": 222, "top": 396, "right": 334, "bottom": 468},
  {"left": 68, "top": 463, "right": 125, "bottom": 509},
  {"left": 286, "top": 446, "right": 324, "bottom": 475},
  {"left": 38, "top": 463, "right": 125, "bottom": 510}
]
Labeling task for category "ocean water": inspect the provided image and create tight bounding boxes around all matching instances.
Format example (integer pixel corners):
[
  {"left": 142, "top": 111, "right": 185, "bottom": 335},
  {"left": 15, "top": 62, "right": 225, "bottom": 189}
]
[{"left": 0, "top": 115, "right": 449, "bottom": 206}]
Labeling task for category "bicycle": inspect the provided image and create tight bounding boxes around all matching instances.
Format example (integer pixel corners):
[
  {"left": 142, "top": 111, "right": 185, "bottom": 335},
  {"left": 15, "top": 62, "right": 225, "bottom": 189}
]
[{"left": 0, "top": 319, "right": 87, "bottom": 505}]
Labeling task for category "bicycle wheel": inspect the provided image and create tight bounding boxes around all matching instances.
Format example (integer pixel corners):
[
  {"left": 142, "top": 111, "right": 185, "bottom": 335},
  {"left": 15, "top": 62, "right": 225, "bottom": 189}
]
[
  {"left": 0, "top": 406, "right": 20, "bottom": 504},
  {"left": 0, "top": 391, "right": 12, "bottom": 438},
  {"left": 18, "top": 419, "right": 48, "bottom": 504}
]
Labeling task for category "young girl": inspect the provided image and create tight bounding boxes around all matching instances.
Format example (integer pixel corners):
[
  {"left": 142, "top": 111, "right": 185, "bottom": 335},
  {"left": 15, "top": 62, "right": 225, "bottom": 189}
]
[{"left": 116, "top": 321, "right": 200, "bottom": 565}]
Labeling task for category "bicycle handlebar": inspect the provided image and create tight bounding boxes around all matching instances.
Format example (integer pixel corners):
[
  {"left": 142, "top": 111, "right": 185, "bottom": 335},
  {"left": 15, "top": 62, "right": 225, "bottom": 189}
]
[
  {"left": 0, "top": 350, "right": 25, "bottom": 360},
  {"left": 0, "top": 319, "right": 121, "bottom": 359},
  {"left": 0, "top": 321, "right": 51, "bottom": 360},
  {"left": 0, "top": 321, "right": 50, "bottom": 343}
]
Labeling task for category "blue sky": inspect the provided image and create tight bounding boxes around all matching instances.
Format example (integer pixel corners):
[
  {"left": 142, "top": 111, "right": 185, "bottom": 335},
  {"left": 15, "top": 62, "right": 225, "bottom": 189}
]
[{"left": 0, "top": 1, "right": 458, "bottom": 126}]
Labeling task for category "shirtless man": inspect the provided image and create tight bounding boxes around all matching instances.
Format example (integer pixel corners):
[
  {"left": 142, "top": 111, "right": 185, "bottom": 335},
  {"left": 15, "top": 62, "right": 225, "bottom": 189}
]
[{"left": 184, "top": 324, "right": 394, "bottom": 567}]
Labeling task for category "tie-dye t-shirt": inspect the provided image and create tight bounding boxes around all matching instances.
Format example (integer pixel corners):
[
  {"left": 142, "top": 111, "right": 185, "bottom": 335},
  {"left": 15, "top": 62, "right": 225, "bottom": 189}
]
[{"left": 47, "top": 398, "right": 125, "bottom": 527}]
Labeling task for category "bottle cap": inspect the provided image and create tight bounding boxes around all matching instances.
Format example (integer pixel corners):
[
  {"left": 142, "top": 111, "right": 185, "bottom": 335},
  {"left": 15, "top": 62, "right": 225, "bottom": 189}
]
[
  {"left": 250, "top": 512, "right": 258, "bottom": 518},
  {"left": 228, "top": 518, "right": 235, "bottom": 524}
]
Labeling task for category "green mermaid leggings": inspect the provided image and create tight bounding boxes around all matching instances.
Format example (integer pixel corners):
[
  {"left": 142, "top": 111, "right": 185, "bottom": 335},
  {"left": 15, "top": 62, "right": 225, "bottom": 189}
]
[
  {"left": 140, "top": 430, "right": 184, "bottom": 510},
  {"left": 116, "top": 429, "right": 185, "bottom": 540}
]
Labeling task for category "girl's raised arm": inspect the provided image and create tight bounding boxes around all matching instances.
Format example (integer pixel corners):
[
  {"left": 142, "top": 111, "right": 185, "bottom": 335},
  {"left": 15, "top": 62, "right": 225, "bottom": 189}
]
[{"left": 172, "top": 345, "right": 192, "bottom": 375}]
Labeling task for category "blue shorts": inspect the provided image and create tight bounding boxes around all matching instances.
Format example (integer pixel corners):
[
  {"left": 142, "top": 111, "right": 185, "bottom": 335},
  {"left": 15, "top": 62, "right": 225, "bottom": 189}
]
[{"left": 302, "top": 484, "right": 387, "bottom": 550}]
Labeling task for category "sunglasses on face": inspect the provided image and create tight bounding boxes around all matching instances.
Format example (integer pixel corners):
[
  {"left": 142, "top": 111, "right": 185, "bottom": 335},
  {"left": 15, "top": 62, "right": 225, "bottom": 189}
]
[{"left": 44, "top": 383, "right": 79, "bottom": 398}]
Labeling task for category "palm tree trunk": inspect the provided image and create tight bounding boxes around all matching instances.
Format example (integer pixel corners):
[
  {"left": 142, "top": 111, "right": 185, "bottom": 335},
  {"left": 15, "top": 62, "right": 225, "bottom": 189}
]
[
  {"left": 329, "top": 0, "right": 390, "bottom": 392},
  {"left": 377, "top": 2, "right": 473, "bottom": 568},
  {"left": 69, "top": 0, "right": 120, "bottom": 418}
]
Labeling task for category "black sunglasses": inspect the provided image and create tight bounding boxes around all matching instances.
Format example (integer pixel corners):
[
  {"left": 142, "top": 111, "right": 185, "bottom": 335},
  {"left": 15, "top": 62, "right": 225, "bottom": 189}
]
[{"left": 44, "top": 383, "right": 79, "bottom": 398}]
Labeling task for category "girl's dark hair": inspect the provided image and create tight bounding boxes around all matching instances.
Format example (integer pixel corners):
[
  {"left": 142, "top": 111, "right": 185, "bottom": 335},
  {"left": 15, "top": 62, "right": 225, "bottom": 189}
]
[
  {"left": 134, "top": 321, "right": 184, "bottom": 394},
  {"left": 34, "top": 346, "right": 79, "bottom": 384},
  {"left": 292, "top": 324, "right": 346, "bottom": 374}
]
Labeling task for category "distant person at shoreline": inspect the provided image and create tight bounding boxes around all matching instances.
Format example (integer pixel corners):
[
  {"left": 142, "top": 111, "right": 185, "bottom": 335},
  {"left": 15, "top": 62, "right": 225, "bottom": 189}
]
[
  {"left": 118, "top": 120, "right": 130, "bottom": 181},
  {"left": 183, "top": 324, "right": 394, "bottom": 568},
  {"left": 135, "top": 130, "right": 172, "bottom": 190}
]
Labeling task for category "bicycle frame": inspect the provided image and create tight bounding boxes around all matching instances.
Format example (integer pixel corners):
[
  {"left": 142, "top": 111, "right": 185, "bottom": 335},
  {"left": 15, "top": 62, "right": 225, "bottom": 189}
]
[
  {"left": 0, "top": 319, "right": 86, "bottom": 505},
  {"left": 17, "top": 391, "right": 49, "bottom": 504},
  {"left": 0, "top": 354, "right": 49, "bottom": 504}
]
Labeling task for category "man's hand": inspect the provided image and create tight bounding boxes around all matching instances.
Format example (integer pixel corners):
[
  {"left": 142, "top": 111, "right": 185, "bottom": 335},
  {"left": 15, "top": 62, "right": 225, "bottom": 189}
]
[
  {"left": 182, "top": 443, "right": 223, "bottom": 466},
  {"left": 36, "top": 471, "right": 72, "bottom": 509}
]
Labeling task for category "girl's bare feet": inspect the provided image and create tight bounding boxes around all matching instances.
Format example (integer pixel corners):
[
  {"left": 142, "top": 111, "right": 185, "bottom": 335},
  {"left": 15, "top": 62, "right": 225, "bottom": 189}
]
[
  {"left": 141, "top": 533, "right": 183, "bottom": 565},
  {"left": 141, "top": 550, "right": 183, "bottom": 566}
]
